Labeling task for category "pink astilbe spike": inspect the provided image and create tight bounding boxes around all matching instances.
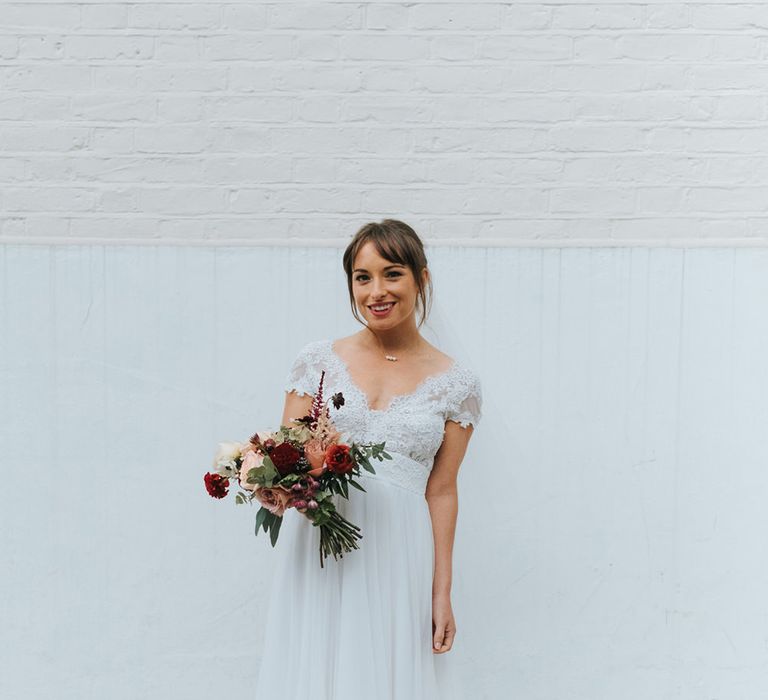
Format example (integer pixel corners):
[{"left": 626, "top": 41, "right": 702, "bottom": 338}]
[{"left": 314, "top": 402, "right": 335, "bottom": 446}]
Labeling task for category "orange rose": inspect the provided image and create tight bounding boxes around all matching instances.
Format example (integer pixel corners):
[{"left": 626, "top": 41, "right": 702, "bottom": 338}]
[
  {"left": 253, "top": 485, "right": 293, "bottom": 517},
  {"left": 304, "top": 438, "right": 328, "bottom": 477}
]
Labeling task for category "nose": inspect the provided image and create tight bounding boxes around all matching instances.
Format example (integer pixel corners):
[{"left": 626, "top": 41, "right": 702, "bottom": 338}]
[{"left": 371, "top": 277, "right": 386, "bottom": 298}]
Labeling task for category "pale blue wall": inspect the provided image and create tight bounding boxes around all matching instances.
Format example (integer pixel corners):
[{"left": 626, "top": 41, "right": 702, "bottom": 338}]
[{"left": 2, "top": 243, "right": 767, "bottom": 699}]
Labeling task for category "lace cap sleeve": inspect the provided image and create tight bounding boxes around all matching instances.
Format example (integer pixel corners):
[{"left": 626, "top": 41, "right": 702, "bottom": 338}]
[
  {"left": 284, "top": 340, "right": 323, "bottom": 398},
  {"left": 445, "top": 368, "right": 483, "bottom": 429}
]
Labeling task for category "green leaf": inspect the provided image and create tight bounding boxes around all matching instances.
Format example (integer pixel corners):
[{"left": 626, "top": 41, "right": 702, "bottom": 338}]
[
  {"left": 254, "top": 506, "right": 269, "bottom": 532},
  {"left": 348, "top": 479, "right": 367, "bottom": 493},
  {"left": 269, "top": 516, "right": 283, "bottom": 547},
  {"left": 260, "top": 456, "right": 280, "bottom": 485}
]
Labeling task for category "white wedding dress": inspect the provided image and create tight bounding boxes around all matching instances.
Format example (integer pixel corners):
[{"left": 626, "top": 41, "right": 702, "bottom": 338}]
[{"left": 254, "top": 338, "right": 482, "bottom": 700}]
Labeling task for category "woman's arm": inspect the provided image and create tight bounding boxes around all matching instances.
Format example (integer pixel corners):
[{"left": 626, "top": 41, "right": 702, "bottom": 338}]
[
  {"left": 282, "top": 389, "right": 314, "bottom": 428},
  {"left": 425, "top": 421, "right": 475, "bottom": 652}
]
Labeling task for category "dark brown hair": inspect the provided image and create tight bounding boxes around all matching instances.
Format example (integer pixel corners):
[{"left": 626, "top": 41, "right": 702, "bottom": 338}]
[{"left": 342, "top": 219, "right": 433, "bottom": 329}]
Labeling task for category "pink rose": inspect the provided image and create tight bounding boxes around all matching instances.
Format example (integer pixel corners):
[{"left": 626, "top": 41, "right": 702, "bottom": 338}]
[
  {"left": 239, "top": 450, "right": 264, "bottom": 491},
  {"left": 253, "top": 485, "right": 294, "bottom": 517}
]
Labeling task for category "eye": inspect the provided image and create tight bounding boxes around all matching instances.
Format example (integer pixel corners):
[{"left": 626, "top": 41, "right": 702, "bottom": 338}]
[{"left": 354, "top": 271, "right": 402, "bottom": 282}]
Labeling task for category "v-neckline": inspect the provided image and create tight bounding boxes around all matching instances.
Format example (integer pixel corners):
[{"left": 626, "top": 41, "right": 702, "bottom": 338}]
[{"left": 326, "top": 338, "right": 458, "bottom": 414}]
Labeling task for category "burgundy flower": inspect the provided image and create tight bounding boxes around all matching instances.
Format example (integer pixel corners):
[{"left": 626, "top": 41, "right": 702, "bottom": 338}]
[
  {"left": 269, "top": 441, "right": 301, "bottom": 476},
  {"left": 204, "top": 472, "right": 229, "bottom": 499},
  {"left": 331, "top": 391, "right": 345, "bottom": 409}
]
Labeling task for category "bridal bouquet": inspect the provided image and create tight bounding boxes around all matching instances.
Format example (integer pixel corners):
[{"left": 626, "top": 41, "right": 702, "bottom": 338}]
[{"left": 203, "top": 370, "right": 391, "bottom": 567}]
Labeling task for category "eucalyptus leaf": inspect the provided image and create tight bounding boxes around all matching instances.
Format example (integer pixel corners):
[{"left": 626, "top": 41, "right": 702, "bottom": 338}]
[
  {"left": 254, "top": 506, "right": 269, "bottom": 531},
  {"left": 270, "top": 516, "right": 283, "bottom": 547}
]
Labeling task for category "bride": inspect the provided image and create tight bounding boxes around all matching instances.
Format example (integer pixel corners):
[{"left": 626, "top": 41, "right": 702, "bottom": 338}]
[{"left": 255, "top": 219, "right": 483, "bottom": 700}]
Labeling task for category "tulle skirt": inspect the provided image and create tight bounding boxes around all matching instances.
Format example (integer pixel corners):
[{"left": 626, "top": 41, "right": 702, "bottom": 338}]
[{"left": 253, "top": 454, "right": 460, "bottom": 700}]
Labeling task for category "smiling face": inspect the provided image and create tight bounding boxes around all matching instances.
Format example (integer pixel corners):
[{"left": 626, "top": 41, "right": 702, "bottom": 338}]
[{"left": 352, "top": 240, "right": 427, "bottom": 329}]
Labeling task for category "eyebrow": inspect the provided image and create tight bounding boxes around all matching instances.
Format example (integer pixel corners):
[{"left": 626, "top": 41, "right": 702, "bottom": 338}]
[{"left": 353, "top": 264, "right": 405, "bottom": 273}]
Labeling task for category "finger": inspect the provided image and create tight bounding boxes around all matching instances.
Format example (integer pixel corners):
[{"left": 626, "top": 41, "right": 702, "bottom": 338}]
[
  {"left": 433, "top": 627, "right": 446, "bottom": 651},
  {"left": 441, "top": 628, "right": 455, "bottom": 650}
]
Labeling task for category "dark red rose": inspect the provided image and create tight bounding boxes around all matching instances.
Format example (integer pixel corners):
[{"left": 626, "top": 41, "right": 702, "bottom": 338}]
[
  {"left": 204, "top": 471, "right": 229, "bottom": 499},
  {"left": 325, "top": 444, "right": 354, "bottom": 475},
  {"left": 269, "top": 441, "right": 302, "bottom": 476}
]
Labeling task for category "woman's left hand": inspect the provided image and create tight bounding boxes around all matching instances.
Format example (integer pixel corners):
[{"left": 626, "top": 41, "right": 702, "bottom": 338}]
[{"left": 431, "top": 593, "right": 456, "bottom": 653}]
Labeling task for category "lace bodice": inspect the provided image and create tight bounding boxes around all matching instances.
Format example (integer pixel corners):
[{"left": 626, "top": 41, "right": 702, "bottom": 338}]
[{"left": 283, "top": 339, "right": 482, "bottom": 485}]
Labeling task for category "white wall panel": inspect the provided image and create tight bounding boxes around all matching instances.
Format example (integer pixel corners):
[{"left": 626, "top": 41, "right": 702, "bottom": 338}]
[{"left": 2, "top": 2, "right": 768, "bottom": 245}]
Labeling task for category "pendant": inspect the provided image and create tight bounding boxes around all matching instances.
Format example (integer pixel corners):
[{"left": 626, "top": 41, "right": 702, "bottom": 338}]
[{"left": 385, "top": 355, "right": 398, "bottom": 361}]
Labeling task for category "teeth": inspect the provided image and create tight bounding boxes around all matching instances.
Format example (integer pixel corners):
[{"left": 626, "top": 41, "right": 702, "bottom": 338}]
[{"left": 371, "top": 303, "right": 394, "bottom": 311}]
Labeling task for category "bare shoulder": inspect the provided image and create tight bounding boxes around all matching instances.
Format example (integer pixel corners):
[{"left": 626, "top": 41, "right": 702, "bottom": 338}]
[
  {"left": 330, "top": 333, "right": 362, "bottom": 357},
  {"left": 422, "top": 341, "right": 455, "bottom": 372}
]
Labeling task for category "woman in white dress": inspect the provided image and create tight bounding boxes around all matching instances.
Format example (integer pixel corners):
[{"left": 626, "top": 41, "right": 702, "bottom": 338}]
[{"left": 255, "top": 219, "right": 482, "bottom": 700}]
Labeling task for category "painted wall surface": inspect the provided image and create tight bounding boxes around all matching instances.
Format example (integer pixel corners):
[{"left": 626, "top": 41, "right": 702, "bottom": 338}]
[
  {"left": 1, "top": 2, "right": 767, "bottom": 246},
  {"left": 2, "top": 1, "right": 768, "bottom": 697},
  {"left": 2, "top": 244, "right": 766, "bottom": 699}
]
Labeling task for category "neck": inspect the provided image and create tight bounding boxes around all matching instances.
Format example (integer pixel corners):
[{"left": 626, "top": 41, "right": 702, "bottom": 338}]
[{"left": 361, "top": 324, "right": 424, "bottom": 355}]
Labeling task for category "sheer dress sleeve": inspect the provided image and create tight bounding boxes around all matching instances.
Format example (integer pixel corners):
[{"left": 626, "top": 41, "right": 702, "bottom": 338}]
[
  {"left": 284, "top": 341, "right": 321, "bottom": 398},
  {"left": 445, "top": 369, "right": 483, "bottom": 429}
]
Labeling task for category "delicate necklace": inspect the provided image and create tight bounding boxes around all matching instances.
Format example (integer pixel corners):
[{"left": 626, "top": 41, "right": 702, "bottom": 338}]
[
  {"left": 368, "top": 328, "right": 421, "bottom": 362},
  {"left": 376, "top": 339, "right": 401, "bottom": 361},
  {"left": 378, "top": 342, "right": 419, "bottom": 362}
]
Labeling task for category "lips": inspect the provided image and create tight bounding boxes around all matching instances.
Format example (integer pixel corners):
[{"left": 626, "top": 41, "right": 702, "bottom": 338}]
[{"left": 368, "top": 301, "right": 395, "bottom": 317}]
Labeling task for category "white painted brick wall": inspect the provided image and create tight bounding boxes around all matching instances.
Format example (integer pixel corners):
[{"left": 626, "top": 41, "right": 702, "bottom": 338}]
[{"left": 1, "top": 2, "right": 767, "bottom": 245}]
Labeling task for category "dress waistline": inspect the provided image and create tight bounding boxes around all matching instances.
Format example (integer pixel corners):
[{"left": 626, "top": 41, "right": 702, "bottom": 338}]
[{"left": 357, "top": 450, "right": 430, "bottom": 496}]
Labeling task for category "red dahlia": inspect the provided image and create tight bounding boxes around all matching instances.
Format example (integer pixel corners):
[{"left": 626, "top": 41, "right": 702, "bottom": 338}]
[{"left": 269, "top": 441, "right": 302, "bottom": 476}]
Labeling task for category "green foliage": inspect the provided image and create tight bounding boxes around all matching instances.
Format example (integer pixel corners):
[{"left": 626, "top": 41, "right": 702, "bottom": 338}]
[
  {"left": 253, "top": 506, "right": 284, "bottom": 547},
  {"left": 254, "top": 506, "right": 270, "bottom": 533},
  {"left": 277, "top": 423, "right": 311, "bottom": 444},
  {"left": 248, "top": 455, "right": 279, "bottom": 486},
  {"left": 277, "top": 472, "right": 304, "bottom": 488},
  {"left": 269, "top": 515, "right": 282, "bottom": 547},
  {"left": 350, "top": 441, "right": 390, "bottom": 474},
  {"left": 348, "top": 479, "right": 367, "bottom": 493}
]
